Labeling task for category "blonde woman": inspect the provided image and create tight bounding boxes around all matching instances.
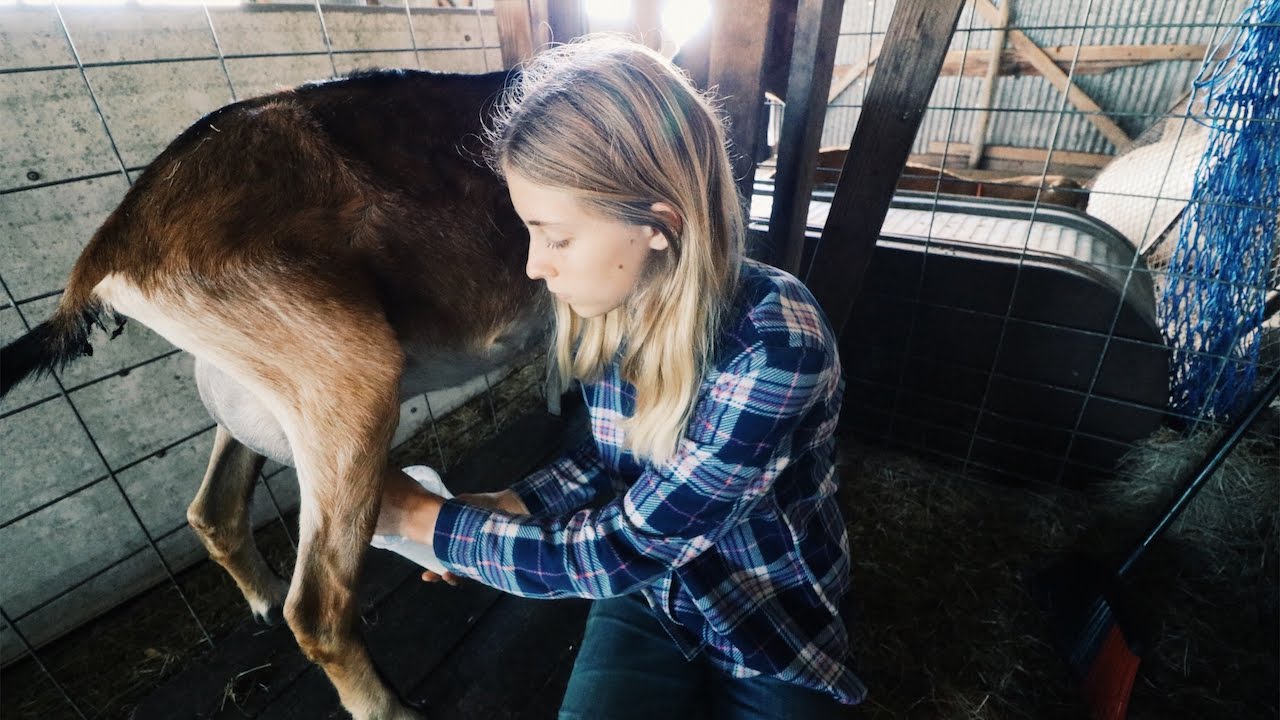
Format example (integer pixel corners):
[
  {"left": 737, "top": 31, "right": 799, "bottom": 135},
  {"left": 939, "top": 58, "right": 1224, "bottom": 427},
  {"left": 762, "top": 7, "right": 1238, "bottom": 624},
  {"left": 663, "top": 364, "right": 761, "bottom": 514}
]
[{"left": 377, "top": 36, "right": 867, "bottom": 718}]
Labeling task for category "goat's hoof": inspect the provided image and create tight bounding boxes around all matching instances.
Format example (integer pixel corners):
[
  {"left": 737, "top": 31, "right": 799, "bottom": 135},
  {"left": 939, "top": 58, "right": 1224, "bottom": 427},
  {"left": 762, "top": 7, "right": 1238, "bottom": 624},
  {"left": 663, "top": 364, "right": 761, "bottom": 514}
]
[{"left": 253, "top": 605, "right": 286, "bottom": 627}]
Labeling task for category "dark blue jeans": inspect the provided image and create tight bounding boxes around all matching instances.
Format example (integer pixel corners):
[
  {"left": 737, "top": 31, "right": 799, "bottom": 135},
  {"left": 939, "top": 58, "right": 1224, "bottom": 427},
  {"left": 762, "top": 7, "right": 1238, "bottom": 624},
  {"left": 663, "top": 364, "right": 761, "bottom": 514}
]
[{"left": 559, "top": 593, "right": 849, "bottom": 720}]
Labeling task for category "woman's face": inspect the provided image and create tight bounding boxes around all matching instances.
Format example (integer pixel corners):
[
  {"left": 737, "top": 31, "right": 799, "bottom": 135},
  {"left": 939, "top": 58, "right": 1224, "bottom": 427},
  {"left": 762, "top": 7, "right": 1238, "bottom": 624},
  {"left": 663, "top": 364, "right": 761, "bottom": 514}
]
[{"left": 506, "top": 169, "right": 671, "bottom": 319}]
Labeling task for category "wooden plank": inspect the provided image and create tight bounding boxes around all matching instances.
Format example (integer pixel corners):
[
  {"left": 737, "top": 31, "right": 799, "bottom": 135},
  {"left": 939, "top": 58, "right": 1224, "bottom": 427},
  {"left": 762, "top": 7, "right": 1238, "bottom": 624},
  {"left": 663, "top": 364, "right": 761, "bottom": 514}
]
[
  {"left": 972, "top": 0, "right": 1132, "bottom": 152},
  {"left": 932, "top": 43, "right": 1228, "bottom": 77},
  {"left": 411, "top": 594, "right": 590, "bottom": 719},
  {"left": 494, "top": 0, "right": 535, "bottom": 69},
  {"left": 707, "top": 0, "right": 776, "bottom": 202},
  {"left": 927, "top": 141, "right": 1113, "bottom": 169},
  {"left": 764, "top": 0, "right": 845, "bottom": 274},
  {"left": 826, "top": 41, "right": 880, "bottom": 103},
  {"left": 255, "top": 584, "right": 506, "bottom": 719},
  {"left": 803, "top": 0, "right": 966, "bottom": 336},
  {"left": 129, "top": 549, "right": 422, "bottom": 720},
  {"left": 967, "top": 0, "right": 1008, "bottom": 167}
]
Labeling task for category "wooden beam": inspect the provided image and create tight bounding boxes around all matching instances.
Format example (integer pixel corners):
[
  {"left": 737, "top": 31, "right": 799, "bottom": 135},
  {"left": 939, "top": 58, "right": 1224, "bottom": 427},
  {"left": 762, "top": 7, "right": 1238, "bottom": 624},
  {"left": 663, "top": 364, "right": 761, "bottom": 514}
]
[
  {"left": 707, "top": 0, "right": 776, "bottom": 202},
  {"left": 828, "top": 43, "right": 1229, "bottom": 85},
  {"left": 826, "top": 41, "right": 880, "bottom": 102},
  {"left": 972, "top": 0, "right": 1131, "bottom": 152},
  {"left": 927, "top": 141, "right": 1113, "bottom": 168},
  {"left": 494, "top": 0, "right": 535, "bottom": 69},
  {"left": 766, "top": 0, "right": 845, "bottom": 274},
  {"left": 544, "top": 0, "right": 586, "bottom": 43},
  {"left": 968, "top": 0, "right": 1009, "bottom": 167},
  {"left": 804, "top": 0, "right": 966, "bottom": 336},
  {"left": 934, "top": 43, "right": 1231, "bottom": 77}
]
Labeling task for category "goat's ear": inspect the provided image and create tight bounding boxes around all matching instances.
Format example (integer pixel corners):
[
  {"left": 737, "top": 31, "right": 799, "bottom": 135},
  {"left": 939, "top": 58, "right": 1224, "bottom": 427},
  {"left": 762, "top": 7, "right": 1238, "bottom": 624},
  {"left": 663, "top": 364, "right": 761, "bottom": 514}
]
[{"left": 648, "top": 202, "right": 682, "bottom": 249}]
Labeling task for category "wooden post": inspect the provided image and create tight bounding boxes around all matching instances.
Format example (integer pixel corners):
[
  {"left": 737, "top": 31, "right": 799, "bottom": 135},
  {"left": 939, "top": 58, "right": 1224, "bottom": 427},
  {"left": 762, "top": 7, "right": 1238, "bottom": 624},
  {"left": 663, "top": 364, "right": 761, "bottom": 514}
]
[
  {"left": 707, "top": 0, "right": 787, "bottom": 203},
  {"left": 968, "top": 0, "right": 1009, "bottom": 168},
  {"left": 765, "top": 0, "right": 845, "bottom": 275},
  {"left": 495, "top": 0, "right": 586, "bottom": 69},
  {"left": 826, "top": 41, "right": 880, "bottom": 103},
  {"left": 545, "top": 0, "right": 586, "bottom": 43},
  {"left": 803, "top": 0, "right": 966, "bottom": 336},
  {"left": 495, "top": 0, "right": 535, "bottom": 68}
]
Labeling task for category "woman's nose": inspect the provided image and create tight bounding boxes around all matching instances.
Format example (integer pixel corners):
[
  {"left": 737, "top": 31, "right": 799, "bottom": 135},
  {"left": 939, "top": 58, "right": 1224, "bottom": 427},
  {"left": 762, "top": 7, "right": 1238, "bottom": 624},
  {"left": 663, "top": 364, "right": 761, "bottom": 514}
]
[{"left": 526, "top": 243, "right": 557, "bottom": 281}]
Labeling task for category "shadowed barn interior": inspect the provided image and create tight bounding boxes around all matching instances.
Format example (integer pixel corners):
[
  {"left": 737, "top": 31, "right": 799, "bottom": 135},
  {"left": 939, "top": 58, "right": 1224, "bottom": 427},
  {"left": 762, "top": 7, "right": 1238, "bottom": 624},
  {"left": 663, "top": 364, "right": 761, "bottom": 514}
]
[{"left": 1, "top": 0, "right": 1276, "bottom": 718}]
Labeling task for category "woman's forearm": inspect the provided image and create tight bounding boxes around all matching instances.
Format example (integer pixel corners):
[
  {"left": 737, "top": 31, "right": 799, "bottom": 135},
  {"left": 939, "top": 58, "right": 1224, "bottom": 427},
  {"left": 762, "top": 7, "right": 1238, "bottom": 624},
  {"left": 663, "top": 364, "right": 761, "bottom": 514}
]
[{"left": 378, "top": 468, "right": 445, "bottom": 545}]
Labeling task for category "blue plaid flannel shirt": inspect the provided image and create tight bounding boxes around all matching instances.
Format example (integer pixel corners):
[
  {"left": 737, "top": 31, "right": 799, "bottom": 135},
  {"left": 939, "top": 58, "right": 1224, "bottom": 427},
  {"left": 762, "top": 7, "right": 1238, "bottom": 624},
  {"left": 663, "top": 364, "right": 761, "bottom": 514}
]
[{"left": 434, "top": 259, "right": 867, "bottom": 704}]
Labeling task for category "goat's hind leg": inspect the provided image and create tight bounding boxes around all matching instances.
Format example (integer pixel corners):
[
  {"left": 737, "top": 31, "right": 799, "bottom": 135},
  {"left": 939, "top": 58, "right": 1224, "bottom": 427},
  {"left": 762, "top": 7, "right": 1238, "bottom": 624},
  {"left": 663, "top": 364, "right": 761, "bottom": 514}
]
[{"left": 188, "top": 424, "right": 290, "bottom": 625}]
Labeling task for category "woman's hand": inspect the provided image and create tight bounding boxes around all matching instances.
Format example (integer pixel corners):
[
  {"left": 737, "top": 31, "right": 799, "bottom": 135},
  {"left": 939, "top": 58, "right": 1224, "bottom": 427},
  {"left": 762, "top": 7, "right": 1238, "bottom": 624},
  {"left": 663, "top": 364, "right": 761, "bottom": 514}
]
[
  {"left": 455, "top": 489, "right": 530, "bottom": 515},
  {"left": 377, "top": 468, "right": 445, "bottom": 544}
]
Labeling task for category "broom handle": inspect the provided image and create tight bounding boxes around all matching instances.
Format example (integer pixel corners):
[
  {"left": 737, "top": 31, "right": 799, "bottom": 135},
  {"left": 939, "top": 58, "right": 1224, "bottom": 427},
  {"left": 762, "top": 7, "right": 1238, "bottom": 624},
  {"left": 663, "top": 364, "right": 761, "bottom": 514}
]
[{"left": 1115, "top": 366, "right": 1280, "bottom": 579}]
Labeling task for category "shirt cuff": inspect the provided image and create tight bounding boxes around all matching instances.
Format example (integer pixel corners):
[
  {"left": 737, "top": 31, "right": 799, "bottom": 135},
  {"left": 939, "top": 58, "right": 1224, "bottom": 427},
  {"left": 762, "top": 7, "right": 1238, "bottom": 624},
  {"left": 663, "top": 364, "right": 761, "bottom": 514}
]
[
  {"left": 507, "top": 476, "right": 551, "bottom": 515},
  {"left": 433, "top": 498, "right": 491, "bottom": 578}
]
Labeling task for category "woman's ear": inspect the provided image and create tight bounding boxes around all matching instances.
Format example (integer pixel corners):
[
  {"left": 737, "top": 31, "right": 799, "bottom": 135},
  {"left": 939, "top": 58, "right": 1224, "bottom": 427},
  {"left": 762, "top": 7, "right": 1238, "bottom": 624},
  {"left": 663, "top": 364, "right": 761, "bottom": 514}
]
[{"left": 648, "top": 202, "right": 682, "bottom": 250}]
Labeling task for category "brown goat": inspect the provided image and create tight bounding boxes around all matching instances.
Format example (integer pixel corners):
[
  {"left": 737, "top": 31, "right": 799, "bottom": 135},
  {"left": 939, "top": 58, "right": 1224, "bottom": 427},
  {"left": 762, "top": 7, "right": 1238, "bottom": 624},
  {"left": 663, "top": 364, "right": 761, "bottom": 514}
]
[{"left": 1, "top": 69, "right": 546, "bottom": 720}]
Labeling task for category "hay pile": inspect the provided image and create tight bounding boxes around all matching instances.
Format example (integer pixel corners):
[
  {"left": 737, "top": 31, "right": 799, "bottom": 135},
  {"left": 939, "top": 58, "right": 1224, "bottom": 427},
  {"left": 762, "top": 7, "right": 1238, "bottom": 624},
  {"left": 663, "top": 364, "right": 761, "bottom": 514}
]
[{"left": 841, "top": 404, "right": 1279, "bottom": 719}]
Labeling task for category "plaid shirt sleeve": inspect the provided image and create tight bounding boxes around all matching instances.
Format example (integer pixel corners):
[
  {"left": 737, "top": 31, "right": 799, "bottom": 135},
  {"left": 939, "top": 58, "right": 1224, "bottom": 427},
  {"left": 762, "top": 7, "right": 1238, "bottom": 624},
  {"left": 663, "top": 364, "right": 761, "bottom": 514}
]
[
  {"left": 432, "top": 341, "right": 832, "bottom": 599},
  {"left": 505, "top": 439, "right": 609, "bottom": 516}
]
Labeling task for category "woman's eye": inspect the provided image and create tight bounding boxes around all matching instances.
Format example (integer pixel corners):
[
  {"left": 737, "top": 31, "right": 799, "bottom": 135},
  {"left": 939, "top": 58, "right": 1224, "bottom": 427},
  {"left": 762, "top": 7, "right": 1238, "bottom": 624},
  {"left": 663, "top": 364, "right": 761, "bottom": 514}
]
[{"left": 546, "top": 238, "right": 571, "bottom": 250}]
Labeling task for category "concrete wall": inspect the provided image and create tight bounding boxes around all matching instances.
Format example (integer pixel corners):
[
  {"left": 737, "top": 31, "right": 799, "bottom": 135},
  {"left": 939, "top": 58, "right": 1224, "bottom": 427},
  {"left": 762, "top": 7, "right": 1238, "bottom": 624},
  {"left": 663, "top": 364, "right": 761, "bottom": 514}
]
[{"left": 0, "top": 1, "right": 503, "bottom": 665}]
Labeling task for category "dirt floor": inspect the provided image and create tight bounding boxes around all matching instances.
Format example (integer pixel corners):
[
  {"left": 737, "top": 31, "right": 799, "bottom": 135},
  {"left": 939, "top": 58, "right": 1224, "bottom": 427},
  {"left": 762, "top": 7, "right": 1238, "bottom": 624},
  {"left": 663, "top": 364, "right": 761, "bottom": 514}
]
[{"left": 2, "top": 354, "right": 1276, "bottom": 719}]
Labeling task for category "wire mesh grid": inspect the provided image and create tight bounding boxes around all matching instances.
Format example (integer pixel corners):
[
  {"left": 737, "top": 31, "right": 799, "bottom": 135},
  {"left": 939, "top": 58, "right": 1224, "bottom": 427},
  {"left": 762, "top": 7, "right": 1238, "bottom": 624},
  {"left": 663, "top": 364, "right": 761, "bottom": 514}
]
[
  {"left": 755, "top": 0, "right": 1277, "bottom": 490},
  {"left": 0, "top": 1, "right": 512, "bottom": 717}
]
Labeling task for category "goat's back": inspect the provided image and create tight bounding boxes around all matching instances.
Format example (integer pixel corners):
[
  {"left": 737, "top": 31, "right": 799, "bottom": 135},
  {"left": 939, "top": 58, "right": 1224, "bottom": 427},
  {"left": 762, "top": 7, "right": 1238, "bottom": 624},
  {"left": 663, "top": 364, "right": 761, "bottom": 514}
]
[{"left": 65, "top": 69, "right": 540, "bottom": 356}]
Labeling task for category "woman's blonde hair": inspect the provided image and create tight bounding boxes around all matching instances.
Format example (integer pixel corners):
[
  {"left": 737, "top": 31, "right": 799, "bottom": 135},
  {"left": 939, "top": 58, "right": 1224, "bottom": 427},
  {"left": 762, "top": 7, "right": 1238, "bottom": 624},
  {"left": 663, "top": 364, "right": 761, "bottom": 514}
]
[{"left": 485, "top": 35, "right": 745, "bottom": 465}]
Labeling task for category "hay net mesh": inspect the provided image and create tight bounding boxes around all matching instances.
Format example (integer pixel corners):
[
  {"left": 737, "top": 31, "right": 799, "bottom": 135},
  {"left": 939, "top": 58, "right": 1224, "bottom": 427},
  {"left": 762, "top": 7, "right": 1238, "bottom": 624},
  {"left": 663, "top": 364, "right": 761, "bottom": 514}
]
[{"left": 1159, "top": 0, "right": 1280, "bottom": 422}]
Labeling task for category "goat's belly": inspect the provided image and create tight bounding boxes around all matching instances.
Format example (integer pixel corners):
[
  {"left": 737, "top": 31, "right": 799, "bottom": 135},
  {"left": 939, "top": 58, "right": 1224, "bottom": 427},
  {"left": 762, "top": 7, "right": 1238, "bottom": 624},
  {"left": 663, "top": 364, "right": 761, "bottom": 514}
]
[
  {"left": 397, "top": 312, "right": 549, "bottom": 396},
  {"left": 195, "top": 358, "right": 295, "bottom": 465}
]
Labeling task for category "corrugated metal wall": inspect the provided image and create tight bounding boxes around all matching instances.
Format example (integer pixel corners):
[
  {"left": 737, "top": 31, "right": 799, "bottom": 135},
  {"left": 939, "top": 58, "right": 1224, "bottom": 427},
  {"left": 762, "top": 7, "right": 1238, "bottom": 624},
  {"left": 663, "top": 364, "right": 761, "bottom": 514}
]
[{"left": 821, "top": 0, "right": 1249, "bottom": 156}]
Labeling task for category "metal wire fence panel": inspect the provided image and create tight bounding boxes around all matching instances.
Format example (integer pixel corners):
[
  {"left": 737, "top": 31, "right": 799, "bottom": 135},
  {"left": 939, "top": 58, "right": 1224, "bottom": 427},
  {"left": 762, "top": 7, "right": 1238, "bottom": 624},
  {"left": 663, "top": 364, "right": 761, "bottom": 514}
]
[
  {"left": 760, "top": 0, "right": 1276, "bottom": 496},
  {"left": 0, "top": 4, "right": 502, "bottom": 707}
]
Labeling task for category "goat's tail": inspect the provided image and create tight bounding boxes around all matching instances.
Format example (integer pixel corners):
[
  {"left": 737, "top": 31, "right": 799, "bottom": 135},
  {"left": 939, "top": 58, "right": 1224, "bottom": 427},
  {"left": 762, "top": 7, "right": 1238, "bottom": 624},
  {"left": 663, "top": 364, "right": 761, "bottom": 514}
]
[
  {"left": 2, "top": 254, "right": 124, "bottom": 398},
  {"left": 1, "top": 302, "right": 125, "bottom": 398}
]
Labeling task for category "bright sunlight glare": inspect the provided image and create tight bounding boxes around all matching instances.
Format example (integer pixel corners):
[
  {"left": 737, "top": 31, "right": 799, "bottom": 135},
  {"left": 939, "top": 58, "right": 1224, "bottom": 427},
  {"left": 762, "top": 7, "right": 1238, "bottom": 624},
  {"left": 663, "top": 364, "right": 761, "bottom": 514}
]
[
  {"left": 584, "top": 0, "right": 632, "bottom": 24},
  {"left": 660, "top": 0, "right": 710, "bottom": 47},
  {"left": 586, "top": 0, "right": 711, "bottom": 48}
]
